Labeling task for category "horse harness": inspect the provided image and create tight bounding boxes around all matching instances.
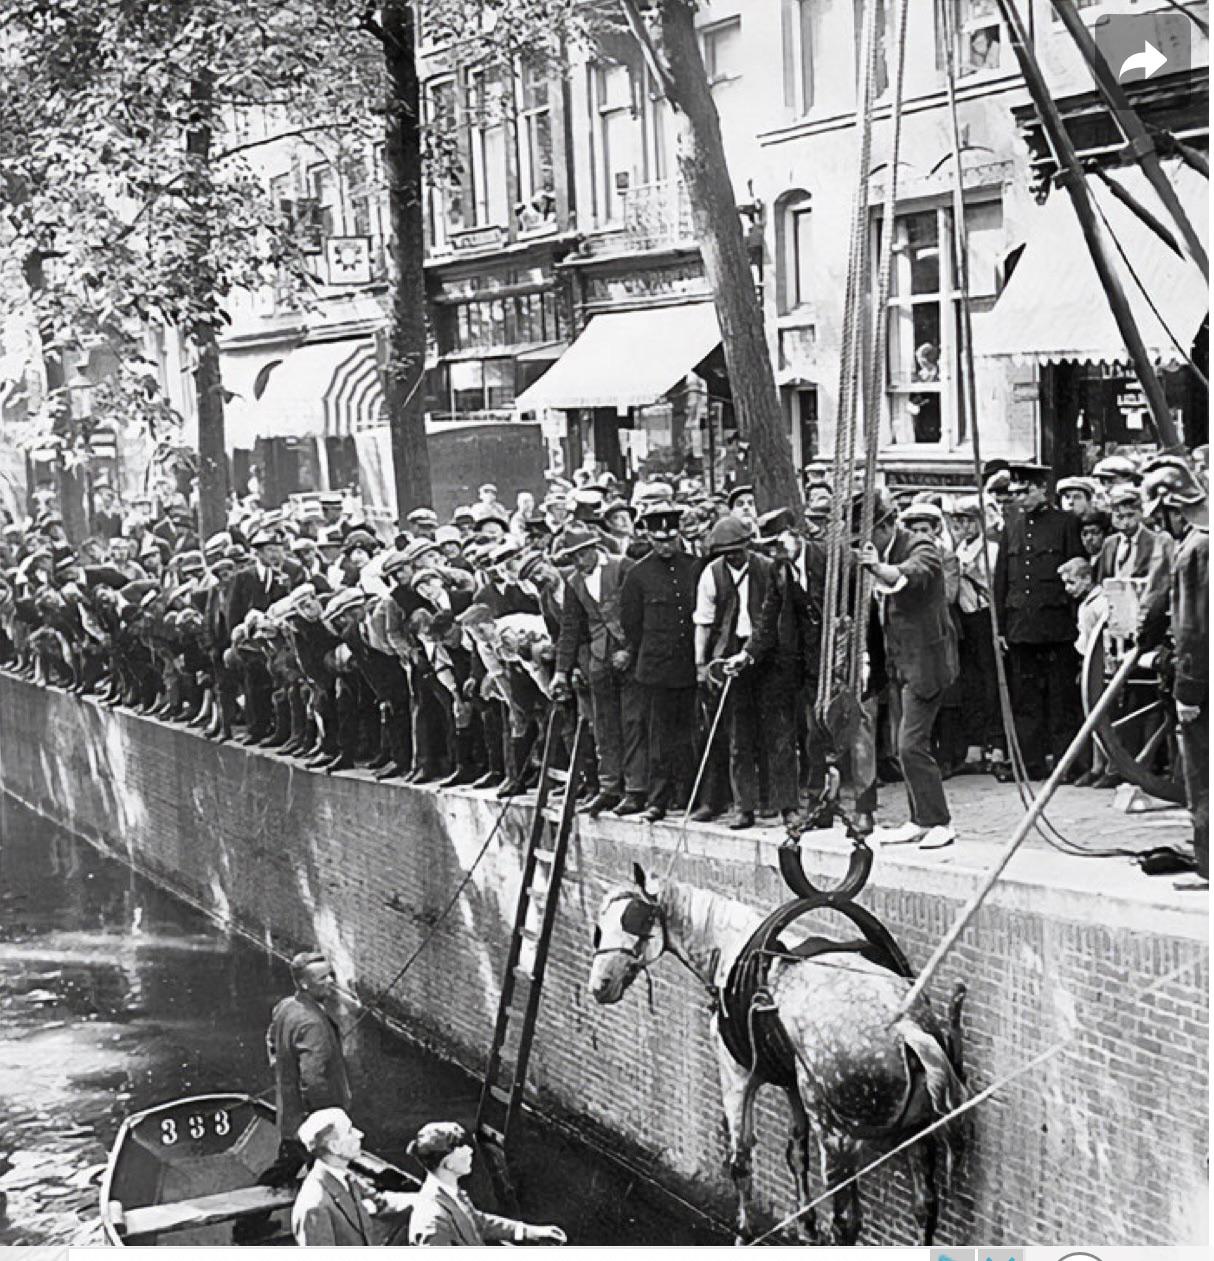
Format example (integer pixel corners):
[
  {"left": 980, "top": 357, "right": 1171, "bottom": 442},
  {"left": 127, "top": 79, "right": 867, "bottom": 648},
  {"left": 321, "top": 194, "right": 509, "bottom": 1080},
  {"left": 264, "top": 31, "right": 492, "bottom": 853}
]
[{"left": 715, "top": 839, "right": 933, "bottom": 1140}]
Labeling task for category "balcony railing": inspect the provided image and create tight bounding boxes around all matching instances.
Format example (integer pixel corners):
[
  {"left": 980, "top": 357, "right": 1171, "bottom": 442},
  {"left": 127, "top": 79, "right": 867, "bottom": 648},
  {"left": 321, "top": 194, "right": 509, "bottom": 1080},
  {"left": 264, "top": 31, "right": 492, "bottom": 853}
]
[{"left": 621, "top": 179, "right": 694, "bottom": 250}]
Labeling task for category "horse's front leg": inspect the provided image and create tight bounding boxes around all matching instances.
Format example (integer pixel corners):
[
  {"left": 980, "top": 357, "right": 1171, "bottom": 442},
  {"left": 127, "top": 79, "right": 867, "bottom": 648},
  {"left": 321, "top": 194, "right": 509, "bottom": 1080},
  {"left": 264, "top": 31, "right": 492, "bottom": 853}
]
[
  {"left": 905, "top": 1138, "right": 939, "bottom": 1244},
  {"left": 713, "top": 1033, "right": 761, "bottom": 1243},
  {"left": 782, "top": 1087, "right": 817, "bottom": 1243}
]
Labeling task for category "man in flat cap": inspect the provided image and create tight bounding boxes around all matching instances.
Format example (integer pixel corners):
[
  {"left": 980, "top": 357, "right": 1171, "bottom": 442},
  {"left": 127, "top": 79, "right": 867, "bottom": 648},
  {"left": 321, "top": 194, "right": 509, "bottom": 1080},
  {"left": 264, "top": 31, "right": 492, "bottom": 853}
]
[
  {"left": 1097, "top": 482, "right": 1175, "bottom": 588},
  {"left": 226, "top": 530, "right": 291, "bottom": 742},
  {"left": 619, "top": 505, "right": 699, "bottom": 821},
  {"left": 993, "top": 463, "right": 1085, "bottom": 781}
]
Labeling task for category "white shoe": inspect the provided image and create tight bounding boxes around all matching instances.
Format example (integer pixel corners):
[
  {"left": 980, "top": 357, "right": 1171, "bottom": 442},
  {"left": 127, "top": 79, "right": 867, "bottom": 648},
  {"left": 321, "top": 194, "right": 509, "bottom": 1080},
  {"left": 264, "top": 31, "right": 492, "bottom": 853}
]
[
  {"left": 919, "top": 824, "right": 956, "bottom": 850},
  {"left": 874, "top": 822, "right": 925, "bottom": 846}
]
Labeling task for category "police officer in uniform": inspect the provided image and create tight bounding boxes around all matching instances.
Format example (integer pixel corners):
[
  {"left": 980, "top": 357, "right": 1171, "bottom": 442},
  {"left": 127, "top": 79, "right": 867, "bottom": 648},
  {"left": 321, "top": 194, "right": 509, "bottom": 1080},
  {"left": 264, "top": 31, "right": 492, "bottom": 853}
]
[
  {"left": 619, "top": 505, "right": 699, "bottom": 821},
  {"left": 992, "top": 462, "right": 1085, "bottom": 779}
]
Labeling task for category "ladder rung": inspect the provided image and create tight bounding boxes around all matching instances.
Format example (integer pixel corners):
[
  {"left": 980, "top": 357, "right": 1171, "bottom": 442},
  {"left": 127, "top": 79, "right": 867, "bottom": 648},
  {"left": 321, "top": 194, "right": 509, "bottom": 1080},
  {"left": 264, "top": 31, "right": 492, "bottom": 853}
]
[
  {"left": 532, "top": 847, "right": 556, "bottom": 862},
  {"left": 487, "top": 1085, "right": 513, "bottom": 1107},
  {"left": 517, "top": 925, "right": 541, "bottom": 942},
  {"left": 513, "top": 966, "right": 533, "bottom": 986},
  {"left": 478, "top": 1123, "right": 505, "bottom": 1145},
  {"left": 547, "top": 767, "right": 569, "bottom": 783}
]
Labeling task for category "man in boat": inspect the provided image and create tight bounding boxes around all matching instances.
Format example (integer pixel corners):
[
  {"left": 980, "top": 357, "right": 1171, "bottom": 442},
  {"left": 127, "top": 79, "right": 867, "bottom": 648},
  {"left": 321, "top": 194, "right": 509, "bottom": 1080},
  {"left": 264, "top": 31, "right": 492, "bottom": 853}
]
[
  {"left": 261, "top": 951, "right": 352, "bottom": 1187},
  {"left": 406, "top": 1122, "right": 566, "bottom": 1246},
  {"left": 291, "top": 1108, "right": 375, "bottom": 1246}
]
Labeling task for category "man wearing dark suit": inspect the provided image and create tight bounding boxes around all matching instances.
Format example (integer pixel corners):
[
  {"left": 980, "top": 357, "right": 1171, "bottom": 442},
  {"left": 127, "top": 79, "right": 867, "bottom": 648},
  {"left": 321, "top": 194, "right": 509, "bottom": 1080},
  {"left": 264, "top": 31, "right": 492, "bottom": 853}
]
[
  {"left": 553, "top": 530, "right": 638, "bottom": 816},
  {"left": 262, "top": 951, "right": 352, "bottom": 1187},
  {"left": 291, "top": 1109, "right": 375, "bottom": 1246},
  {"left": 1097, "top": 482, "right": 1175, "bottom": 587},
  {"left": 619, "top": 506, "right": 699, "bottom": 821},
  {"left": 993, "top": 463, "right": 1086, "bottom": 779},
  {"left": 226, "top": 531, "right": 290, "bottom": 741},
  {"left": 724, "top": 508, "right": 826, "bottom": 827},
  {"left": 405, "top": 1122, "right": 565, "bottom": 1247},
  {"left": 859, "top": 492, "right": 960, "bottom": 850}
]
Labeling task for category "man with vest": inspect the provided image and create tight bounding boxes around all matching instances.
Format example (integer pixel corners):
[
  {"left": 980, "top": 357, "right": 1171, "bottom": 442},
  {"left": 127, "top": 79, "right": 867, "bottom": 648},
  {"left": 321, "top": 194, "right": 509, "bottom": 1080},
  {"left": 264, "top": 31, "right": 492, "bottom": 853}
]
[
  {"left": 693, "top": 516, "right": 771, "bottom": 830},
  {"left": 619, "top": 505, "right": 699, "bottom": 822},
  {"left": 992, "top": 463, "right": 1086, "bottom": 781},
  {"left": 552, "top": 529, "right": 641, "bottom": 817}
]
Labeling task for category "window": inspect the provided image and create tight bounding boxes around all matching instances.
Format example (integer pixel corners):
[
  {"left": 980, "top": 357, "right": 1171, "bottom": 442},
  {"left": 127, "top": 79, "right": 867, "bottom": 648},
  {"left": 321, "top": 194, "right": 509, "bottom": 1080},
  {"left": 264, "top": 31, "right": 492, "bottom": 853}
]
[
  {"left": 307, "top": 164, "right": 338, "bottom": 239},
  {"left": 701, "top": 17, "right": 741, "bottom": 86},
  {"left": 467, "top": 69, "right": 509, "bottom": 226},
  {"left": 593, "top": 62, "right": 638, "bottom": 225},
  {"left": 781, "top": 0, "right": 816, "bottom": 115},
  {"left": 776, "top": 190, "right": 814, "bottom": 314},
  {"left": 854, "top": 0, "right": 890, "bottom": 100},
  {"left": 427, "top": 78, "right": 464, "bottom": 238},
  {"left": 880, "top": 199, "right": 1004, "bottom": 446},
  {"left": 519, "top": 61, "right": 555, "bottom": 215},
  {"left": 945, "top": 0, "right": 1003, "bottom": 77}
]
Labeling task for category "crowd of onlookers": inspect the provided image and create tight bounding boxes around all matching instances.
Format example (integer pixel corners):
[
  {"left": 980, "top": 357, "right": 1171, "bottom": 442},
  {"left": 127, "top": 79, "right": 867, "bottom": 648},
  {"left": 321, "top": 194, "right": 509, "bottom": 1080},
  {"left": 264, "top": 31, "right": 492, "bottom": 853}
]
[{"left": 0, "top": 448, "right": 1205, "bottom": 877}]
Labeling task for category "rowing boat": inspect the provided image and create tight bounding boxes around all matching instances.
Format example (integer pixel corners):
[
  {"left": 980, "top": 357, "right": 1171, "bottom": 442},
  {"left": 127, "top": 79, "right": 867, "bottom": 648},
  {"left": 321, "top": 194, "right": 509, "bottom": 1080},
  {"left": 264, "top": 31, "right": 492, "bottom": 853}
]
[{"left": 99, "top": 1092, "right": 413, "bottom": 1245}]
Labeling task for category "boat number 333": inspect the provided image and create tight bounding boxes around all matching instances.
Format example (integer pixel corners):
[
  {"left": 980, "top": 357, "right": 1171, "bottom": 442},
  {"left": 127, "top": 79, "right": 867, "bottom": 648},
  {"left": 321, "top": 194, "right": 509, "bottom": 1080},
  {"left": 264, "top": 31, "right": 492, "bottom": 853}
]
[{"left": 160, "top": 1110, "right": 232, "bottom": 1144}]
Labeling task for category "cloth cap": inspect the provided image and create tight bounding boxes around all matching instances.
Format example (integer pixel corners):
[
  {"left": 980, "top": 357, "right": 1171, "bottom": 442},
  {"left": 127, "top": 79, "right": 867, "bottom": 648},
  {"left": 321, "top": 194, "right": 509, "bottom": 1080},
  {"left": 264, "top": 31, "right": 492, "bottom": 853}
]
[
  {"left": 1093, "top": 454, "right": 1140, "bottom": 481},
  {"left": 249, "top": 530, "right": 278, "bottom": 548},
  {"left": 757, "top": 507, "right": 796, "bottom": 540},
  {"left": 452, "top": 506, "right": 475, "bottom": 523},
  {"left": 203, "top": 531, "right": 232, "bottom": 557},
  {"left": 380, "top": 550, "right": 412, "bottom": 579},
  {"left": 287, "top": 582, "right": 317, "bottom": 610},
  {"left": 599, "top": 498, "right": 635, "bottom": 524},
  {"left": 899, "top": 501, "right": 945, "bottom": 528},
  {"left": 401, "top": 537, "right": 439, "bottom": 566},
  {"left": 706, "top": 516, "right": 753, "bottom": 554},
  {"left": 946, "top": 496, "right": 983, "bottom": 520},
  {"left": 517, "top": 552, "right": 552, "bottom": 583},
  {"left": 410, "top": 567, "right": 443, "bottom": 591},
  {"left": 727, "top": 484, "right": 755, "bottom": 508},
  {"left": 554, "top": 528, "right": 600, "bottom": 562},
  {"left": 1055, "top": 477, "right": 1097, "bottom": 498},
  {"left": 487, "top": 540, "right": 522, "bottom": 567},
  {"left": 176, "top": 549, "right": 205, "bottom": 573},
  {"left": 53, "top": 552, "right": 80, "bottom": 574},
  {"left": 1108, "top": 483, "right": 1143, "bottom": 508},
  {"left": 324, "top": 589, "right": 366, "bottom": 619},
  {"left": 405, "top": 507, "right": 438, "bottom": 527},
  {"left": 472, "top": 502, "right": 510, "bottom": 525},
  {"left": 318, "top": 492, "right": 343, "bottom": 507},
  {"left": 435, "top": 525, "right": 462, "bottom": 545}
]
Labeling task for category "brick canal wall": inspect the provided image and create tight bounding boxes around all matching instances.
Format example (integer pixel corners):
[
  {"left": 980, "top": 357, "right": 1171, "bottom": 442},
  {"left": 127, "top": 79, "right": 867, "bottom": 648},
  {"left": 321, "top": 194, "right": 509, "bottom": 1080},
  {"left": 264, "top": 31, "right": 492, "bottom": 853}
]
[{"left": 0, "top": 674, "right": 1207, "bottom": 1244}]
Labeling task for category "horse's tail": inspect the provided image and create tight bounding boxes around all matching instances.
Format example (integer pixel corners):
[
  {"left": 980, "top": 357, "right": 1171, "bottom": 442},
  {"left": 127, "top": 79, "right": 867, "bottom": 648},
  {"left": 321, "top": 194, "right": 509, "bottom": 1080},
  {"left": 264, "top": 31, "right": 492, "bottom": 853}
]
[{"left": 896, "top": 1017, "right": 968, "bottom": 1173}]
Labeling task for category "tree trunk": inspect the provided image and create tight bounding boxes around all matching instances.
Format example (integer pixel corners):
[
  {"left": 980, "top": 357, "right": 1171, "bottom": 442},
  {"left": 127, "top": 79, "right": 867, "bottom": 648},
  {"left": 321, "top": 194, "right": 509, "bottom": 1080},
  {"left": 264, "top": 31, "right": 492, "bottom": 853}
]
[
  {"left": 652, "top": 1, "right": 801, "bottom": 512},
  {"left": 382, "top": 0, "right": 433, "bottom": 515},
  {"left": 186, "top": 71, "right": 229, "bottom": 537}
]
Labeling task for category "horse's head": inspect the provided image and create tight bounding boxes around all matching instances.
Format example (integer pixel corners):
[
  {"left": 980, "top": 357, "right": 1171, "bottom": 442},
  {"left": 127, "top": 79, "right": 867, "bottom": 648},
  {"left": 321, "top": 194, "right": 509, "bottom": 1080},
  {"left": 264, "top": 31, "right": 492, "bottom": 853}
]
[{"left": 587, "top": 864, "right": 666, "bottom": 1005}]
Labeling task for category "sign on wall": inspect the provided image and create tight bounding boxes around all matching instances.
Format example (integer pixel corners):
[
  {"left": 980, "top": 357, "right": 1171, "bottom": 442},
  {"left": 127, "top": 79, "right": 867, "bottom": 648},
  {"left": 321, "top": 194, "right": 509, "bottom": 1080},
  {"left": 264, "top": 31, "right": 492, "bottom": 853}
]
[{"left": 326, "top": 236, "right": 373, "bottom": 287}]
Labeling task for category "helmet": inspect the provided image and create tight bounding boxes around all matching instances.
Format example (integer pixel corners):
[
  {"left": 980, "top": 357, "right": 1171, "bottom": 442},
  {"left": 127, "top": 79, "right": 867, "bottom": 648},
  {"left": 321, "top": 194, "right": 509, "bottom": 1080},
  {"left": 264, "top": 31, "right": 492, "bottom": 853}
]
[{"left": 1141, "top": 455, "right": 1207, "bottom": 517}]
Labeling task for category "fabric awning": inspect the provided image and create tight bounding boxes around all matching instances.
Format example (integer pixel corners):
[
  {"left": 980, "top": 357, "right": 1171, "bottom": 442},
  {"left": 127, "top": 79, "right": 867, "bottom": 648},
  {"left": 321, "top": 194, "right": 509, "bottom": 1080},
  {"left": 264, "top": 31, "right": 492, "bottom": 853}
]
[
  {"left": 220, "top": 349, "right": 288, "bottom": 451},
  {"left": 513, "top": 302, "right": 720, "bottom": 411},
  {"left": 324, "top": 342, "right": 386, "bottom": 437},
  {"left": 258, "top": 340, "right": 383, "bottom": 443},
  {"left": 977, "top": 162, "right": 1208, "bottom": 366}
]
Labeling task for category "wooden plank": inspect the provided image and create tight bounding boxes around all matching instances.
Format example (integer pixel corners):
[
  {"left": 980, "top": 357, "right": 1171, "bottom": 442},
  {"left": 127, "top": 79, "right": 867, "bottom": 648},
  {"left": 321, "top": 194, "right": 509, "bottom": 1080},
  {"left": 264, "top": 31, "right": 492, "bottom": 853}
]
[{"left": 120, "top": 1185, "right": 296, "bottom": 1240}]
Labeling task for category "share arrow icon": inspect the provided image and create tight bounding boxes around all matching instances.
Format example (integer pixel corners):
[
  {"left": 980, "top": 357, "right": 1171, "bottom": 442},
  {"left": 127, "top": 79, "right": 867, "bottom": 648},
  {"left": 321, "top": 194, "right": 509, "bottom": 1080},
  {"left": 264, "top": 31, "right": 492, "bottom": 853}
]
[{"left": 1118, "top": 40, "right": 1168, "bottom": 82}]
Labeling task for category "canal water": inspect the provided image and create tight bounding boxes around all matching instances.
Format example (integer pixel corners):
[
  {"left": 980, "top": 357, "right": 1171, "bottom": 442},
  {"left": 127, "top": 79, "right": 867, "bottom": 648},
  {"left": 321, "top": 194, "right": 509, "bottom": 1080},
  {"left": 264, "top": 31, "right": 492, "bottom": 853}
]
[{"left": 0, "top": 794, "right": 723, "bottom": 1246}]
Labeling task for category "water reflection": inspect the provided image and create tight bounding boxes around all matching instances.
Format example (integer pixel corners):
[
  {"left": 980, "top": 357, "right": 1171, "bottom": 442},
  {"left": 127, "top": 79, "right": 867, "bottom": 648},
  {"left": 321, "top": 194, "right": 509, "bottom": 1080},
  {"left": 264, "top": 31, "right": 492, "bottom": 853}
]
[{"left": 0, "top": 796, "right": 720, "bottom": 1245}]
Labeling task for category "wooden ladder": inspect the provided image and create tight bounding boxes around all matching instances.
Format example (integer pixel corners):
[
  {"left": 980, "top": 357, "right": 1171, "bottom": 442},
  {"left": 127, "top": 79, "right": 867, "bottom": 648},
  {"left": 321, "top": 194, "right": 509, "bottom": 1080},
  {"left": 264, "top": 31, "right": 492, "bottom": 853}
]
[{"left": 475, "top": 709, "right": 588, "bottom": 1204}]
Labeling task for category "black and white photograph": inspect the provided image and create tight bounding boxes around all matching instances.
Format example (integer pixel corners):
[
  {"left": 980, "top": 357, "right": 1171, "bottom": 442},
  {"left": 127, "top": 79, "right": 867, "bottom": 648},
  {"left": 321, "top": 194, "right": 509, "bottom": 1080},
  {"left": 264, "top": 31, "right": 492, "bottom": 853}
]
[{"left": 0, "top": 0, "right": 1207, "bottom": 1250}]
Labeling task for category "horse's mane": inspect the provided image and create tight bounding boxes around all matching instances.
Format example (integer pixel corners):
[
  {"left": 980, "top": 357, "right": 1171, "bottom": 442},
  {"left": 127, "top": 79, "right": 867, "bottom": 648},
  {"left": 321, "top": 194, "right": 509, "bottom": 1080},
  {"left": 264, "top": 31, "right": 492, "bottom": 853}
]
[{"left": 660, "top": 880, "right": 764, "bottom": 989}]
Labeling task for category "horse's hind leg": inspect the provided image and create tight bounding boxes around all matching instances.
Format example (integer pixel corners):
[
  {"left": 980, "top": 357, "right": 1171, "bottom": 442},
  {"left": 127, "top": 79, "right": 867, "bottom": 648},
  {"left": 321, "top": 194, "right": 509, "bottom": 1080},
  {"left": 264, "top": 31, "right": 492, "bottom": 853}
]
[
  {"left": 906, "top": 1139, "right": 939, "bottom": 1244},
  {"left": 818, "top": 1131, "right": 862, "bottom": 1245},
  {"left": 783, "top": 1088, "right": 817, "bottom": 1243}
]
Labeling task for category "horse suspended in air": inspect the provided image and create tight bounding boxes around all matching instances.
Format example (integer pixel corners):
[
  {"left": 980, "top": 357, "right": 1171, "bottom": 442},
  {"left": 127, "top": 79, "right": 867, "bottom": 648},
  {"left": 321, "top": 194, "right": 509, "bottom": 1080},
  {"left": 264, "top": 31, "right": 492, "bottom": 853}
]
[{"left": 587, "top": 865, "right": 966, "bottom": 1244}]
